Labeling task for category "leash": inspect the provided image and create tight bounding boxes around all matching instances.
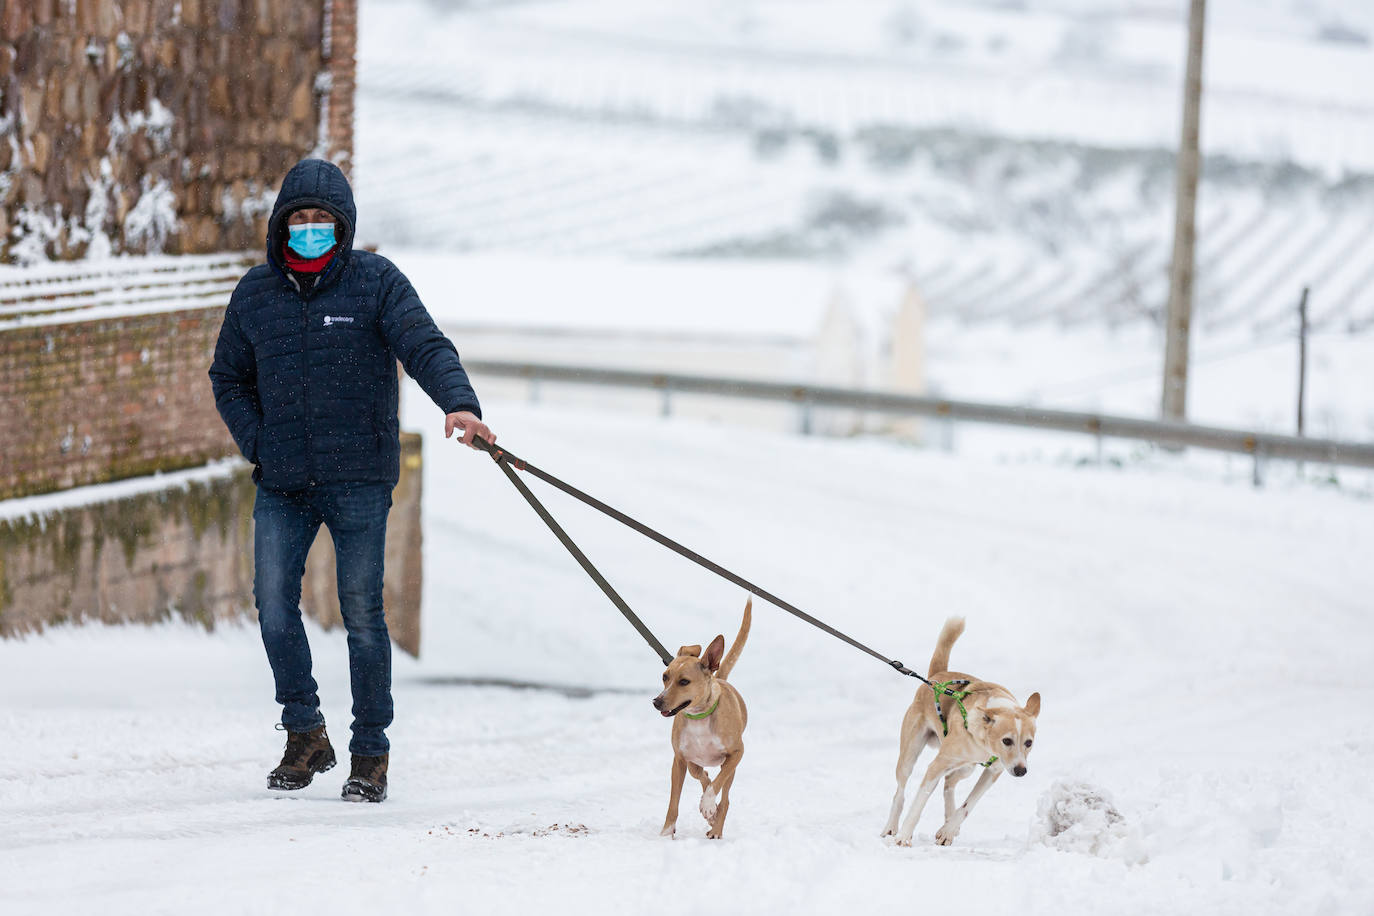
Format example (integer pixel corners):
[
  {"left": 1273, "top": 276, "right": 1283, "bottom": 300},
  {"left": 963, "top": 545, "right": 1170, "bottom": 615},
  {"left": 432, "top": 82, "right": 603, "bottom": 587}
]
[
  {"left": 479, "top": 437, "right": 673, "bottom": 664},
  {"left": 472, "top": 436, "right": 971, "bottom": 703}
]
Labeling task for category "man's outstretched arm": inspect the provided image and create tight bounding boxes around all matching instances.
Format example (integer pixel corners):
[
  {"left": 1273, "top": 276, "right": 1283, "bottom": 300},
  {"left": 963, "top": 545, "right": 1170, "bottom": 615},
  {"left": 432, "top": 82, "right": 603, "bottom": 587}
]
[{"left": 376, "top": 262, "right": 494, "bottom": 448}]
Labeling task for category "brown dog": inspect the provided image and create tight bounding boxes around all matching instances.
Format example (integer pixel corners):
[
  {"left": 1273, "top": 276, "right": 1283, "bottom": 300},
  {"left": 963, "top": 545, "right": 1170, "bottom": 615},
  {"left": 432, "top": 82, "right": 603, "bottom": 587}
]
[
  {"left": 652, "top": 598, "right": 752, "bottom": 839},
  {"left": 881, "top": 617, "right": 1041, "bottom": 847}
]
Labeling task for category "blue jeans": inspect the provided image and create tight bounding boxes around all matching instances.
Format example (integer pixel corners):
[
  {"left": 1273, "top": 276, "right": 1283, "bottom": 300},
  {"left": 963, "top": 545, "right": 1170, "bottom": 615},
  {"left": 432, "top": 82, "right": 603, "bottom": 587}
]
[{"left": 253, "top": 482, "right": 394, "bottom": 757}]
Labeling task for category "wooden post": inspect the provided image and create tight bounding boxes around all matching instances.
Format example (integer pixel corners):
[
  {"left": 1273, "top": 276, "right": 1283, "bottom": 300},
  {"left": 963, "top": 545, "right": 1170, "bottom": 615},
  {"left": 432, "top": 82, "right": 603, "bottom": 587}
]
[
  {"left": 1161, "top": 0, "right": 1207, "bottom": 423},
  {"left": 1296, "top": 286, "right": 1309, "bottom": 437}
]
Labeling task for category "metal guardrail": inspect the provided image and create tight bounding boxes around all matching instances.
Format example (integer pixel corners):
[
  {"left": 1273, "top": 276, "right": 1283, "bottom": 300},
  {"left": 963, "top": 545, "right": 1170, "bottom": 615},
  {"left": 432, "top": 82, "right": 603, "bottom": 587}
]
[{"left": 464, "top": 359, "right": 1374, "bottom": 479}]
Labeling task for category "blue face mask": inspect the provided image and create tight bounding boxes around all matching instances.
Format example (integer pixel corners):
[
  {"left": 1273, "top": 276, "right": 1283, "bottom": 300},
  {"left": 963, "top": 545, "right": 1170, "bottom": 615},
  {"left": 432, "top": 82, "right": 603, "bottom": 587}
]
[{"left": 287, "top": 222, "right": 336, "bottom": 259}]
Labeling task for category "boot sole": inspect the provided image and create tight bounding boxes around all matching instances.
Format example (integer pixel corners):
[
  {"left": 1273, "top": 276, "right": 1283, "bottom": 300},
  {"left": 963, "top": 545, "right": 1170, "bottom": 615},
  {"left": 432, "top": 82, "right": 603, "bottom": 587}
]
[{"left": 341, "top": 780, "right": 387, "bottom": 803}]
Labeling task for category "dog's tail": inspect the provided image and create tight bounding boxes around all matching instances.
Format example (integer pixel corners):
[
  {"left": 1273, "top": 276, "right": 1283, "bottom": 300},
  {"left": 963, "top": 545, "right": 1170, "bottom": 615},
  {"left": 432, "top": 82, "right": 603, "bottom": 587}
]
[
  {"left": 716, "top": 598, "right": 752, "bottom": 681},
  {"left": 927, "top": 616, "right": 965, "bottom": 678}
]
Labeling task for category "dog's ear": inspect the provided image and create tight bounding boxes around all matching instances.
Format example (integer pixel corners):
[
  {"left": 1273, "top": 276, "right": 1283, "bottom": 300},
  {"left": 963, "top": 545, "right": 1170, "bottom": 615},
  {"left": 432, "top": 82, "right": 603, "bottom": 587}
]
[
  {"left": 676, "top": 645, "right": 702, "bottom": 658},
  {"left": 702, "top": 635, "right": 726, "bottom": 673},
  {"left": 1024, "top": 692, "right": 1041, "bottom": 718}
]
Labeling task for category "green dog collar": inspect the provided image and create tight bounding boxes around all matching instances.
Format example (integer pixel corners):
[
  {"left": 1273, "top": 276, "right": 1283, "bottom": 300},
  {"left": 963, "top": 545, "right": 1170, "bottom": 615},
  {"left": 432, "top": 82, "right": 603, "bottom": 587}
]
[{"left": 683, "top": 698, "right": 719, "bottom": 719}]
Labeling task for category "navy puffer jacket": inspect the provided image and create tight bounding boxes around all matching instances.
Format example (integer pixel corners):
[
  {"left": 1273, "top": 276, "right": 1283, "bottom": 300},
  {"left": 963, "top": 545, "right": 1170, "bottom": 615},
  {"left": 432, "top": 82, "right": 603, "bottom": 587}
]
[{"left": 209, "top": 158, "right": 480, "bottom": 491}]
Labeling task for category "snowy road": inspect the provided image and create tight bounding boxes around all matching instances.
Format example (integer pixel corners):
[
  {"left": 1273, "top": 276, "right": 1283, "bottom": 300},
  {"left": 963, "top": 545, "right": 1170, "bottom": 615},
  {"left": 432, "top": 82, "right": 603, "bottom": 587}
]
[{"left": 3, "top": 391, "right": 1372, "bottom": 914}]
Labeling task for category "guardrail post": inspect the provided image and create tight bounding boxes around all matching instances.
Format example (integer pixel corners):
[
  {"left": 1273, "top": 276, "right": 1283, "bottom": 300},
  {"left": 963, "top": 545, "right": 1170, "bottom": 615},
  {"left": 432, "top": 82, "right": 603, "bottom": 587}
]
[
  {"left": 798, "top": 398, "right": 814, "bottom": 436},
  {"left": 529, "top": 378, "right": 541, "bottom": 405},
  {"left": 660, "top": 384, "right": 673, "bottom": 419},
  {"left": 1252, "top": 446, "right": 1266, "bottom": 488}
]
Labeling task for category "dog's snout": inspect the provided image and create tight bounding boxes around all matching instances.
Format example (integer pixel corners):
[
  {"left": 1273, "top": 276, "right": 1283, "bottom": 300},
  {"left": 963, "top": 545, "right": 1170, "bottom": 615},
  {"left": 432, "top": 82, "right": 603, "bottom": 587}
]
[
  {"left": 1013, "top": 765, "right": 1027, "bottom": 777},
  {"left": 652, "top": 695, "right": 664, "bottom": 710}
]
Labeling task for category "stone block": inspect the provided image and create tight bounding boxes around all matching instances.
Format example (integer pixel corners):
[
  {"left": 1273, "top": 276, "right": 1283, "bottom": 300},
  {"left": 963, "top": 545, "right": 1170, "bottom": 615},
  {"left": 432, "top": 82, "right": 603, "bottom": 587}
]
[
  {"left": 79, "top": 120, "right": 97, "bottom": 159},
  {"left": 60, "top": 80, "right": 79, "bottom": 120},
  {"left": 2, "top": 2, "right": 33, "bottom": 42},
  {"left": 28, "top": 131, "right": 50, "bottom": 175},
  {"left": 289, "top": 76, "right": 311, "bottom": 122},
  {"left": 122, "top": 0, "right": 150, "bottom": 34},
  {"left": 19, "top": 82, "right": 43, "bottom": 130},
  {"left": 207, "top": 73, "right": 230, "bottom": 113},
  {"left": 12, "top": 29, "right": 46, "bottom": 74},
  {"left": 43, "top": 73, "right": 61, "bottom": 121},
  {"left": 80, "top": 72, "right": 99, "bottom": 119},
  {"left": 95, "top": 0, "right": 123, "bottom": 35}
]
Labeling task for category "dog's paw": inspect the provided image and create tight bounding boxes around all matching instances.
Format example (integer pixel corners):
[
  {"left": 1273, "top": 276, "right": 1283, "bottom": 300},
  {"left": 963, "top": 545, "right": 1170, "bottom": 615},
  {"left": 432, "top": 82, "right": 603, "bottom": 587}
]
[
  {"left": 880, "top": 825, "right": 895, "bottom": 837},
  {"left": 706, "top": 828, "right": 723, "bottom": 840},
  {"left": 934, "top": 827, "right": 957, "bottom": 846},
  {"left": 660, "top": 824, "right": 676, "bottom": 838},
  {"left": 894, "top": 835, "right": 914, "bottom": 848},
  {"left": 699, "top": 794, "right": 718, "bottom": 823}
]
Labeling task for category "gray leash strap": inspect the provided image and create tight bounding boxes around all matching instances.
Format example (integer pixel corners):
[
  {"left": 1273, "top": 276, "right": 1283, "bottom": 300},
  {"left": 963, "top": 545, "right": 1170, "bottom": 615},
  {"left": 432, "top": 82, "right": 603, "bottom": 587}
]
[{"left": 475, "top": 436, "right": 956, "bottom": 694}]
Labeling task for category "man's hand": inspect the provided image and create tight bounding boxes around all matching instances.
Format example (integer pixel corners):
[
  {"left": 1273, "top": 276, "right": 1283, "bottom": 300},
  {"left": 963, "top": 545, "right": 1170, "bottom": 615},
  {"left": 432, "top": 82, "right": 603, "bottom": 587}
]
[{"left": 445, "top": 410, "right": 495, "bottom": 449}]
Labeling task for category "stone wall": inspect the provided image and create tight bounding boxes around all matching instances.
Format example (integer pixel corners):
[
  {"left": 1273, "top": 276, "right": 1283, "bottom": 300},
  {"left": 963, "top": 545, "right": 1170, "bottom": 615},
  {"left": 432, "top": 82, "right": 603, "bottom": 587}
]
[
  {"left": 0, "top": 434, "right": 426, "bottom": 656},
  {"left": 0, "top": 305, "right": 236, "bottom": 500},
  {"left": 0, "top": 0, "right": 358, "bottom": 263}
]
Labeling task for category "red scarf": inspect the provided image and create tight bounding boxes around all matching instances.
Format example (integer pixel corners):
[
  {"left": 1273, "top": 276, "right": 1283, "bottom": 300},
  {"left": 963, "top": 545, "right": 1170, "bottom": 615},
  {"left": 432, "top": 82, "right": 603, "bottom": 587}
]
[{"left": 282, "top": 243, "right": 337, "bottom": 273}]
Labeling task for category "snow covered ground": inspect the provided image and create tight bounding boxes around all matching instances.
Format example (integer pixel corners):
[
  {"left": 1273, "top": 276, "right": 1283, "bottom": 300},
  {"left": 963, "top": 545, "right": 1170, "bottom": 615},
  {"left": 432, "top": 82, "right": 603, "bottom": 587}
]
[{"left": 3, "top": 390, "right": 1372, "bottom": 914}]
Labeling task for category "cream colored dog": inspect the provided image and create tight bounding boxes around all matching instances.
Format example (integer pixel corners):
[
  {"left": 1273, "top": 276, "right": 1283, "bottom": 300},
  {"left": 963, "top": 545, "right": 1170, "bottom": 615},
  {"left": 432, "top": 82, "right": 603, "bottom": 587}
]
[
  {"left": 652, "top": 598, "right": 752, "bottom": 839},
  {"left": 881, "top": 617, "right": 1041, "bottom": 847}
]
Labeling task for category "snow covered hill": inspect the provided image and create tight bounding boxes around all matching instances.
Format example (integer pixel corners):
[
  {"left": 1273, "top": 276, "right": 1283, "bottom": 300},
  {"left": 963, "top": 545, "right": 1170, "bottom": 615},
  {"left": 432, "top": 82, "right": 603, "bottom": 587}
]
[
  {"left": 353, "top": 0, "right": 1374, "bottom": 340},
  {"left": 3, "top": 392, "right": 1371, "bottom": 914}
]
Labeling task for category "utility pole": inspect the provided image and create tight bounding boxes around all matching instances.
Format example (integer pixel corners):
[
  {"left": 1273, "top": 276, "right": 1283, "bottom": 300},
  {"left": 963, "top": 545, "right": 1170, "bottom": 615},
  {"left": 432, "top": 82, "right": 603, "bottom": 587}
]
[{"left": 1161, "top": 0, "right": 1207, "bottom": 422}]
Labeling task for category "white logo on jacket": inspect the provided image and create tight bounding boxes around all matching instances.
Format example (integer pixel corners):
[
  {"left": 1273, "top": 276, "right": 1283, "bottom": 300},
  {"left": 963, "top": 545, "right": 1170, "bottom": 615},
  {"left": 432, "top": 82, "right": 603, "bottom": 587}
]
[{"left": 322, "top": 315, "right": 355, "bottom": 327}]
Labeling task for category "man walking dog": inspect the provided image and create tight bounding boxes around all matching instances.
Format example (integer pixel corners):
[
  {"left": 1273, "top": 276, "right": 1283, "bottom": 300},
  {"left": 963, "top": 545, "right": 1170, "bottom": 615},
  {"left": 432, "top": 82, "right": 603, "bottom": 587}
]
[{"left": 210, "top": 158, "right": 493, "bottom": 802}]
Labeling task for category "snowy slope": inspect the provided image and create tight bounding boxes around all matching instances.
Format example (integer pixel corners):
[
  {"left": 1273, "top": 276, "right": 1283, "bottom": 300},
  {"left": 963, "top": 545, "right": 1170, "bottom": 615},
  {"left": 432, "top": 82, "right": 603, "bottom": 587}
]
[
  {"left": 353, "top": 0, "right": 1374, "bottom": 336},
  {"left": 2, "top": 390, "right": 1372, "bottom": 914}
]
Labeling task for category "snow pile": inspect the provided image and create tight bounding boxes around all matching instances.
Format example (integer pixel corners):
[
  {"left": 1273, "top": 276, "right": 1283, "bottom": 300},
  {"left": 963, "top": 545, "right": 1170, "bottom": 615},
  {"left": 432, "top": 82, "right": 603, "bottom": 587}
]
[
  {"left": 1031, "top": 779, "right": 1147, "bottom": 865},
  {"left": 123, "top": 175, "right": 179, "bottom": 254}
]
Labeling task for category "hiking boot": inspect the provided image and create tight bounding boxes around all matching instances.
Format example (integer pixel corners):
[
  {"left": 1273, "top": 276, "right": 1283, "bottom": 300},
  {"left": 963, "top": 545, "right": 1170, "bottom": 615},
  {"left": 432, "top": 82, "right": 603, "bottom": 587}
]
[
  {"left": 267, "top": 725, "right": 336, "bottom": 791},
  {"left": 341, "top": 753, "right": 388, "bottom": 803}
]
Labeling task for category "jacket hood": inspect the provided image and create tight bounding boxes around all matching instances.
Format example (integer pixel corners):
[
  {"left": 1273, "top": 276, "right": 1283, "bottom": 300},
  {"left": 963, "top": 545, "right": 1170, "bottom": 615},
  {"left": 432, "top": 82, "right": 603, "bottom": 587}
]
[{"left": 267, "top": 159, "right": 357, "bottom": 273}]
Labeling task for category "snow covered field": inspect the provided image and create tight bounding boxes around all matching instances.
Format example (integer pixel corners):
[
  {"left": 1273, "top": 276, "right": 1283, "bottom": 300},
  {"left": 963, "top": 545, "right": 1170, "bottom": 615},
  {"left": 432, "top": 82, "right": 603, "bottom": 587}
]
[
  {"left": 351, "top": 0, "right": 1374, "bottom": 444},
  {"left": 3, "top": 390, "right": 1372, "bottom": 914},
  {"left": 353, "top": 0, "right": 1374, "bottom": 337}
]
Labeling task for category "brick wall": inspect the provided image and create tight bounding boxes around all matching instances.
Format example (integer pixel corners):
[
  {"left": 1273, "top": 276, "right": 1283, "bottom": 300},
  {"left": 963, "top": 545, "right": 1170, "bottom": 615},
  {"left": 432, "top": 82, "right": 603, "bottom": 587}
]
[
  {"left": 0, "top": 306, "right": 233, "bottom": 499},
  {"left": 0, "top": 0, "right": 359, "bottom": 262}
]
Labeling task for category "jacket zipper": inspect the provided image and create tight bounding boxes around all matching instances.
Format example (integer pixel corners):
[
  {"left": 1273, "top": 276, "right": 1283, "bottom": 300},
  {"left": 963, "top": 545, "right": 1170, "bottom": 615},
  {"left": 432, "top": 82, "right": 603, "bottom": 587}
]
[{"left": 301, "top": 294, "right": 313, "bottom": 485}]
